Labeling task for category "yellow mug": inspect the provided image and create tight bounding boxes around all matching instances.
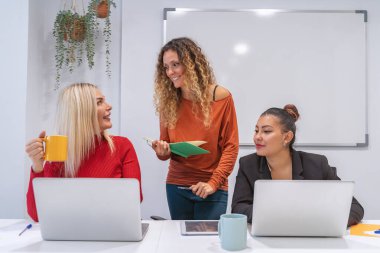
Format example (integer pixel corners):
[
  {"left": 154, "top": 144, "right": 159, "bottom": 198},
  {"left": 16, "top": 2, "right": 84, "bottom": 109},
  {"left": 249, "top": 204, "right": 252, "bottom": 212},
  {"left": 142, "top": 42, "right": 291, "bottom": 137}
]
[{"left": 43, "top": 135, "right": 68, "bottom": 162}]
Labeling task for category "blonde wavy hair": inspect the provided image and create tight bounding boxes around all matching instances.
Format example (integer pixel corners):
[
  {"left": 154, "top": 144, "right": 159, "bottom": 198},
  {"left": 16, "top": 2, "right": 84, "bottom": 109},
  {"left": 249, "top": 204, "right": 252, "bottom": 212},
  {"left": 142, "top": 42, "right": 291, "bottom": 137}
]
[
  {"left": 55, "top": 83, "right": 114, "bottom": 177},
  {"left": 154, "top": 37, "right": 216, "bottom": 128}
]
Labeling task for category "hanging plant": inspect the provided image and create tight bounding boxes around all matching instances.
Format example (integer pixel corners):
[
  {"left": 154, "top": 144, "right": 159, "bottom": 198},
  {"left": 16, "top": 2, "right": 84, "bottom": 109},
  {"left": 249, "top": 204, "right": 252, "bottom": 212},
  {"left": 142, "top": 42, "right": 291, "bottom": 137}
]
[
  {"left": 53, "top": 10, "right": 86, "bottom": 86},
  {"left": 89, "top": 0, "right": 116, "bottom": 77},
  {"left": 52, "top": 0, "right": 115, "bottom": 88}
]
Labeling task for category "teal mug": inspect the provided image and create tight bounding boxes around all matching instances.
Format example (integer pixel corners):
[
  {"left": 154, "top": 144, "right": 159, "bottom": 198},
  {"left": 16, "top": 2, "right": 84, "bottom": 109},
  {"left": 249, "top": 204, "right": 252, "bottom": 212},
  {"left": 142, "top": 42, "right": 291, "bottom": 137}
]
[{"left": 218, "top": 214, "right": 247, "bottom": 251}]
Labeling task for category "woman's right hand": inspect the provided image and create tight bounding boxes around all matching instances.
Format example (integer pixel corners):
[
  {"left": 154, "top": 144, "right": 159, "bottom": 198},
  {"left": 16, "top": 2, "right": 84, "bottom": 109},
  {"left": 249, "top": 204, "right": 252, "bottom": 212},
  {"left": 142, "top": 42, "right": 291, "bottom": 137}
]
[
  {"left": 25, "top": 131, "right": 46, "bottom": 173},
  {"left": 152, "top": 140, "right": 171, "bottom": 157}
]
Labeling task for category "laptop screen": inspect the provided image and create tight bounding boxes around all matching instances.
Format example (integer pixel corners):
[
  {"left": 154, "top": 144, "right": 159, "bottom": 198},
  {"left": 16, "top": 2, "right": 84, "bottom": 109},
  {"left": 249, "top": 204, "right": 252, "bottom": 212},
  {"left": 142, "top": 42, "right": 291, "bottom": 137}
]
[
  {"left": 251, "top": 180, "right": 354, "bottom": 237},
  {"left": 33, "top": 178, "right": 147, "bottom": 241}
]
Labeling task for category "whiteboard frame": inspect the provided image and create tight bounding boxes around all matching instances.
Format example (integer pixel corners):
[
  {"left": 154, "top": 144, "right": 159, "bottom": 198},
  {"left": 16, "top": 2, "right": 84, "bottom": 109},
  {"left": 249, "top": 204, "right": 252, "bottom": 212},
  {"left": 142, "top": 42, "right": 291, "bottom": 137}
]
[{"left": 163, "top": 8, "right": 368, "bottom": 148}]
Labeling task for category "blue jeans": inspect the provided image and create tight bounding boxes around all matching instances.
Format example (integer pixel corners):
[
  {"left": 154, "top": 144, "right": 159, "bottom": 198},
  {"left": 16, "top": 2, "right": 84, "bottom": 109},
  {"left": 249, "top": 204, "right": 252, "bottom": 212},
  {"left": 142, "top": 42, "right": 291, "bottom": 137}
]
[{"left": 166, "top": 184, "right": 228, "bottom": 220}]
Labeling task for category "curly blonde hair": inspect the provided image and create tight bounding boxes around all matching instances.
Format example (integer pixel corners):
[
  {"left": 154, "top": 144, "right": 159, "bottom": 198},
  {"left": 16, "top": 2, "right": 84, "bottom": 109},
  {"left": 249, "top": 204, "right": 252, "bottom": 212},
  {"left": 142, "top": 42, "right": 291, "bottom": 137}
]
[{"left": 154, "top": 37, "right": 216, "bottom": 128}]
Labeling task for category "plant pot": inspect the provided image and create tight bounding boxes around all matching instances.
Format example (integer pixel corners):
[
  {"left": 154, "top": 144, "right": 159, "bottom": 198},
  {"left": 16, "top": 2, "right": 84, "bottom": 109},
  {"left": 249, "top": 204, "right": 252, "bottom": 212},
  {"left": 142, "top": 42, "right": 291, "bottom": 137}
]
[
  {"left": 63, "top": 31, "right": 69, "bottom": 41},
  {"left": 62, "top": 19, "right": 72, "bottom": 41},
  {"left": 97, "top": 0, "right": 109, "bottom": 18},
  {"left": 71, "top": 18, "right": 86, "bottom": 41},
  {"left": 62, "top": 17, "right": 86, "bottom": 42}
]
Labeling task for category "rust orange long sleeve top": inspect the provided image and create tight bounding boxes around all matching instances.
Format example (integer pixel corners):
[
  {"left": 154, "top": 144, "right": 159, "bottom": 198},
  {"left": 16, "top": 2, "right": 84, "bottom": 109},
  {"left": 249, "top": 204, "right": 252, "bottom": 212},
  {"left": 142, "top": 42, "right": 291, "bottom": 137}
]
[{"left": 160, "top": 94, "right": 239, "bottom": 191}]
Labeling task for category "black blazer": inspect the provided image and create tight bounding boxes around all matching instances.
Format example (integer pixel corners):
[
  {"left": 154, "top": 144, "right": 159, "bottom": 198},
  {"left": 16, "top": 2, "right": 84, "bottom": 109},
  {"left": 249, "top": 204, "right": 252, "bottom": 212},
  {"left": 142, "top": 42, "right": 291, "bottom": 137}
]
[{"left": 231, "top": 150, "right": 364, "bottom": 227}]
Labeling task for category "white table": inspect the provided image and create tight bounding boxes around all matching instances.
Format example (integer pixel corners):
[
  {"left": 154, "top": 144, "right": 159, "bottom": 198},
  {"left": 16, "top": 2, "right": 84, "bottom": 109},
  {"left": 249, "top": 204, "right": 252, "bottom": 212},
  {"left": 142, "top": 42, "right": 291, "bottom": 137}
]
[
  {"left": 0, "top": 219, "right": 162, "bottom": 252},
  {"left": 157, "top": 220, "right": 380, "bottom": 253},
  {"left": 1, "top": 219, "right": 380, "bottom": 252}
]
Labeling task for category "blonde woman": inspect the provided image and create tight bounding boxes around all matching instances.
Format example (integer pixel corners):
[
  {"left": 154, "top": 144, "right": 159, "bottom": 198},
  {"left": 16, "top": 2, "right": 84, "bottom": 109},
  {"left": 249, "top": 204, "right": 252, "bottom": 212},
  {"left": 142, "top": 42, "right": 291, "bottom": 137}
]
[
  {"left": 25, "top": 83, "right": 142, "bottom": 222},
  {"left": 152, "top": 37, "right": 239, "bottom": 220}
]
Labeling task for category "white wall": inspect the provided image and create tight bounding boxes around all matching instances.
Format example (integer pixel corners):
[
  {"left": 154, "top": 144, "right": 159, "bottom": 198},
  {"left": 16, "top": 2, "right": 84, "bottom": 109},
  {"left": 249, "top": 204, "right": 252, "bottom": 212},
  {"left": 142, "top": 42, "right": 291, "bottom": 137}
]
[
  {"left": 0, "top": 1, "right": 28, "bottom": 218},
  {"left": 1, "top": 0, "right": 379, "bottom": 220}
]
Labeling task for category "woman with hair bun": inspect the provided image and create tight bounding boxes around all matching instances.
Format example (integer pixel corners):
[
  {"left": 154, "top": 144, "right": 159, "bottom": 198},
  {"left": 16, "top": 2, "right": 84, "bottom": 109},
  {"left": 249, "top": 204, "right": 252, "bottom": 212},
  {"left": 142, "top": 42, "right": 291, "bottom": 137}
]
[{"left": 231, "top": 104, "right": 364, "bottom": 227}]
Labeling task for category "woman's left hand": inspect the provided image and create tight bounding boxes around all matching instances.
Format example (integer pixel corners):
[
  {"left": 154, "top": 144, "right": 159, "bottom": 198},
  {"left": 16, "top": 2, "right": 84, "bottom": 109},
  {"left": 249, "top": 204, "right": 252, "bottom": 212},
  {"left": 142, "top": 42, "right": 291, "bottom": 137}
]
[{"left": 190, "top": 182, "right": 216, "bottom": 199}]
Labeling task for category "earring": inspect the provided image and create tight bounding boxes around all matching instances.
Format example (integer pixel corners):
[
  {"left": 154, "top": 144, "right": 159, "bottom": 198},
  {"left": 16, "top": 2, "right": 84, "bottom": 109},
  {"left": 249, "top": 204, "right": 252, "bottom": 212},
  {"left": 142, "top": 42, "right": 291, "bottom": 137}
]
[{"left": 283, "top": 142, "right": 287, "bottom": 147}]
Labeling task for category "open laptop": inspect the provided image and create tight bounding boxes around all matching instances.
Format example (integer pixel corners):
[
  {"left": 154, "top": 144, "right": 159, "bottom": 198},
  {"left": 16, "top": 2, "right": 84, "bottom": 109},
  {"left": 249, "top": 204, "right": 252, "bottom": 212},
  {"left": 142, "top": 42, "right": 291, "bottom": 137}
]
[
  {"left": 251, "top": 180, "right": 354, "bottom": 237},
  {"left": 33, "top": 178, "right": 149, "bottom": 241}
]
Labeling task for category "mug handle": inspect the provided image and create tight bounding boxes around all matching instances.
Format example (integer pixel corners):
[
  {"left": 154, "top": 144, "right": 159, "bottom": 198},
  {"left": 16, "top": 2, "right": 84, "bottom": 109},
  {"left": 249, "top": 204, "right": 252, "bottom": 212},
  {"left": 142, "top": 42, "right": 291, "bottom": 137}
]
[
  {"left": 218, "top": 219, "right": 222, "bottom": 238},
  {"left": 41, "top": 136, "right": 47, "bottom": 160}
]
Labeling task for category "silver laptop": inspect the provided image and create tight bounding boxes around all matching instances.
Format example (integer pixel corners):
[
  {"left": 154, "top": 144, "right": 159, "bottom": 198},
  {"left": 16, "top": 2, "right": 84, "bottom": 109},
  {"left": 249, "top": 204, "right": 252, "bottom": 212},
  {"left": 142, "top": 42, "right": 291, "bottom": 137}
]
[
  {"left": 251, "top": 180, "right": 354, "bottom": 237},
  {"left": 33, "top": 178, "right": 149, "bottom": 241}
]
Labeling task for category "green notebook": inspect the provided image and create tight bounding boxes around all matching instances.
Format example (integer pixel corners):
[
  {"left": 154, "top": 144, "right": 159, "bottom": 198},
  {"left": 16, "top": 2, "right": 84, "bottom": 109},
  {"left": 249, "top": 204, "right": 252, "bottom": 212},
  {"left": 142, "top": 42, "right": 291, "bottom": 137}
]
[
  {"left": 169, "top": 141, "right": 210, "bottom": 158},
  {"left": 143, "top": 137, "right": 209, "bottom": 158}
]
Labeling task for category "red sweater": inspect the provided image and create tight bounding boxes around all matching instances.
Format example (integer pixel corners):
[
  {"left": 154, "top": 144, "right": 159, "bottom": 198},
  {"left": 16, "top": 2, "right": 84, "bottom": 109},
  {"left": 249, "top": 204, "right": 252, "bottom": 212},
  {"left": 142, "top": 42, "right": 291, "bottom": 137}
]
[{"left": 26, "top": 136, "right": 142, "bottom": 222}]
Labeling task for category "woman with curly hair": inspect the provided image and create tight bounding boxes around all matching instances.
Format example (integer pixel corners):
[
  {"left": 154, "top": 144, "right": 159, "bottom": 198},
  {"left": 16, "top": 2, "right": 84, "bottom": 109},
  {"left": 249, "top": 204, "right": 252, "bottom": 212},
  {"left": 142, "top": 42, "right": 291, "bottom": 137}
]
[{"left": 151, "top": 37, "right": 239, "bottom": 220}]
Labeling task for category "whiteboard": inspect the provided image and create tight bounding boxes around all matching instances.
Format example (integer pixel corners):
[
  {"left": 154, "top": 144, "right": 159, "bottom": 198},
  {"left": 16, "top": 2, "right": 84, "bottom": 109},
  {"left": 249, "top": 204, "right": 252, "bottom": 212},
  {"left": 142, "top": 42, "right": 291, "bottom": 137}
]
[{"left": 164, "top": 9, "right": 367, "bottom": 147}]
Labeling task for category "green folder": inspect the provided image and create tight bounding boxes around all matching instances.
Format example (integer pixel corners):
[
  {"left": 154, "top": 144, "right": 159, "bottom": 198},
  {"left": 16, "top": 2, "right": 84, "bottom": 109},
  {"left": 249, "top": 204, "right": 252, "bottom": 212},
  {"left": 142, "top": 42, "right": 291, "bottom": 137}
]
[{"left": 169, "top": 141, "right": 210, "bottom": 158}]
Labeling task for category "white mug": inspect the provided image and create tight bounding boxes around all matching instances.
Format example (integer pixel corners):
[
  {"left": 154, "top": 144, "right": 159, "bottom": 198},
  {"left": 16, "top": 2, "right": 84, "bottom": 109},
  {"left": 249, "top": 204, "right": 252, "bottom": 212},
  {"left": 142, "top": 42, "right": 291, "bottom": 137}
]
[{"left": 219, "top": 213, "right": 247, "bottom": 251}]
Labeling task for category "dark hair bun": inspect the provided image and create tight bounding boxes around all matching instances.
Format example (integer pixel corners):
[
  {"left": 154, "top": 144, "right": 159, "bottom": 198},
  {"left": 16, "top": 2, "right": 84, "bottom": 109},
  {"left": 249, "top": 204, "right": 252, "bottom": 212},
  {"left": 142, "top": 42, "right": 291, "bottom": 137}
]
[{"left": 284, "top": 104, "right": 300, "bottom": 122}]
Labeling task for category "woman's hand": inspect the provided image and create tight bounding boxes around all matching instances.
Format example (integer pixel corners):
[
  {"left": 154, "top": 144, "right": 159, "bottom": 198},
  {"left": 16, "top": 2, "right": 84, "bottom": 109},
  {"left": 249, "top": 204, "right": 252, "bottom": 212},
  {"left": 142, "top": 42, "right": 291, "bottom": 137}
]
[
  {"left": 190, "top": 182, "right": 216, "bottom": 199},
  {"left": 152, "top": 140, "right": 171, "bottom": 157},
  {"left": 25, "top": 131, "right": 46, "bottom": 173}
]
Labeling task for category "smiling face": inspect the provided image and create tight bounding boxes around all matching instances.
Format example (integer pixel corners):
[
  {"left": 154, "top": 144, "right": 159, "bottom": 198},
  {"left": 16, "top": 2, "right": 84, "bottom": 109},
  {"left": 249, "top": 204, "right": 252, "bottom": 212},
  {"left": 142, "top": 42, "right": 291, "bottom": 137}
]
[
  {"left": 96, "top": 89, "right": 112, "bottom": 132},
  {"left": 163, "top": 49, "right": 186, "bottom": 89},
  {"left": 254, "top": 115, "right": 294, "bottom": 157}
]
